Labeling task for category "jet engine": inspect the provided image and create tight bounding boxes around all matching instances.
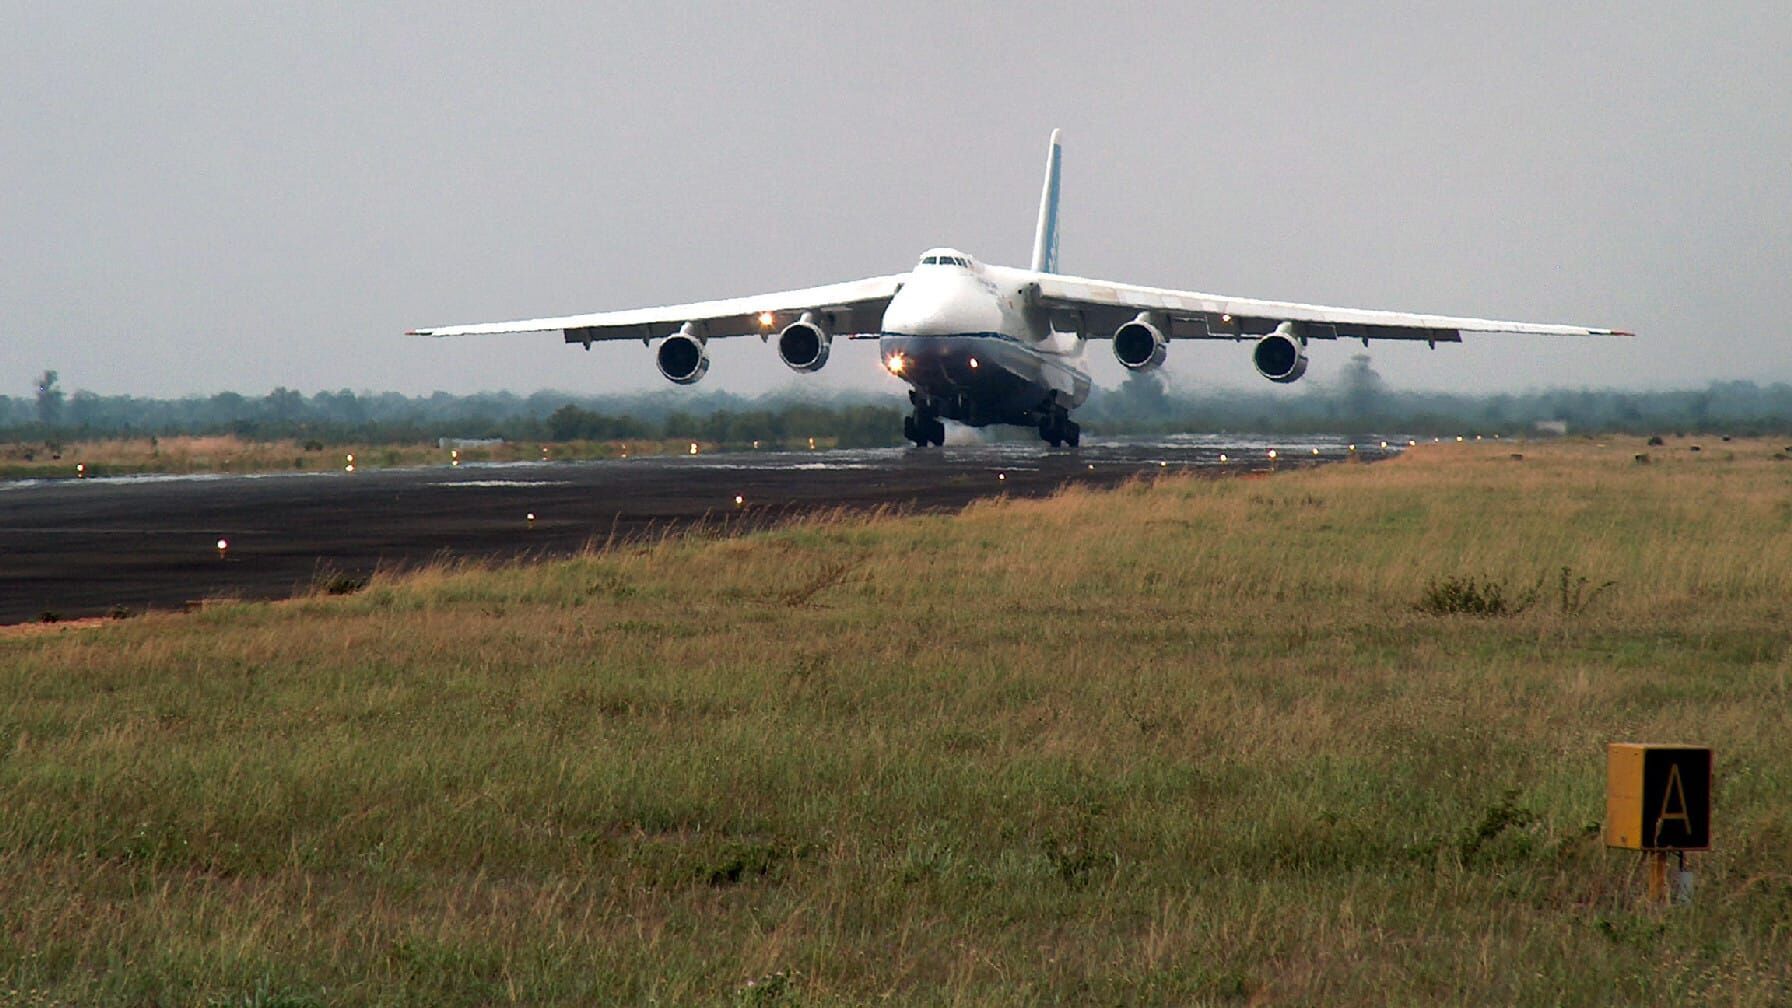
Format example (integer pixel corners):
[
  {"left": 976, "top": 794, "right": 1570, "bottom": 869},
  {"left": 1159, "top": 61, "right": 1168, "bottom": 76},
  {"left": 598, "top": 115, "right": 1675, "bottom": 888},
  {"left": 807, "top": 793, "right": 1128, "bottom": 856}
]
[
  {"left": 1252, "top": 324, "right": 1308, "bottom": 384},
  {"left": 1112, "top": 312, "right": 1169, "bottom": 371},
  {"left": 776, "top": 312, "right": 832, "bottom": 373},
  {"left": 656, "top": 324, "right": 710, "bottom": 385}
]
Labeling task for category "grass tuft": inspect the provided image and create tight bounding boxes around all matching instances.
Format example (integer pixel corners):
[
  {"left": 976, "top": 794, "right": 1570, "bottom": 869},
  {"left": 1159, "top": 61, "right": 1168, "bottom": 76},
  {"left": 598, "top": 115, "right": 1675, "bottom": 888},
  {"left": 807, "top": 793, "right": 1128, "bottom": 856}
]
[{"left": 1417, "top": 574, "right": 1539, "bottom": 616}]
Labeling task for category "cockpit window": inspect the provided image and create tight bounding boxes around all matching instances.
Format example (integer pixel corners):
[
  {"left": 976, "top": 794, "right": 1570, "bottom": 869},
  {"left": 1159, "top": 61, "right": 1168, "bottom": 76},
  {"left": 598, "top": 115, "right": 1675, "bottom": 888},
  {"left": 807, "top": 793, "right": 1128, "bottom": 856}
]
[{"left": 919, "top": 255, "right": 969, "bottom": 268}]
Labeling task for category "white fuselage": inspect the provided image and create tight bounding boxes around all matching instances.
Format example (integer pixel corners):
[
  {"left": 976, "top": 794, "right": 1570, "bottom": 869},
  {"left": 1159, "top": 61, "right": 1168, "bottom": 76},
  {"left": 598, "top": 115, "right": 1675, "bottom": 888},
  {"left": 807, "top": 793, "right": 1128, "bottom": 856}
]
[{"left": 876, "top": 249, "right": 1090, "bottom": 427}]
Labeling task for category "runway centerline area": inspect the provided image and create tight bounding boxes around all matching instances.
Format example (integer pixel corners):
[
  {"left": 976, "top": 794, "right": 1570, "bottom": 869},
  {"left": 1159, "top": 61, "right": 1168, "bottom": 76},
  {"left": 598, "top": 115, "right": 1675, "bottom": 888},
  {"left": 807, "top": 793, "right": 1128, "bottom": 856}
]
[{"left": 0, "top": 435, "right": 1390, "bottom": 624}]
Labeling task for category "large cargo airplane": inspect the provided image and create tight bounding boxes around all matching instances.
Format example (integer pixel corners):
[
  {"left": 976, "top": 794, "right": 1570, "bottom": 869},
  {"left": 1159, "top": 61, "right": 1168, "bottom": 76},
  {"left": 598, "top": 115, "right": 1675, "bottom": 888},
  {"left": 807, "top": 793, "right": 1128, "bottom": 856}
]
[{"left": 411, "top": 131, "right": 1629, "bottom": 448}]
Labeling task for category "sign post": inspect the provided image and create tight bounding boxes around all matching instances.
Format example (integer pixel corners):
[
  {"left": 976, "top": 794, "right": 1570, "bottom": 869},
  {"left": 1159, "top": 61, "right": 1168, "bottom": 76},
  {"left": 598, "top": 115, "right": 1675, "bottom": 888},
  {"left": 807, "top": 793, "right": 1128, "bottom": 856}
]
[{"left": 1606, "top": 743, "right": 1711, "bottom": 905}]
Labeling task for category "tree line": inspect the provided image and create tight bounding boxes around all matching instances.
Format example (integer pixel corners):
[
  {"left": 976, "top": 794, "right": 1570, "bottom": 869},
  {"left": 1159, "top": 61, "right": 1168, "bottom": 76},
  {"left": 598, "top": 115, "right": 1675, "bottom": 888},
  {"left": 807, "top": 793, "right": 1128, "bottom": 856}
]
[
  {"left": 2, "top": 373, "right": 908, "bottom": 446},
  {"left": 1081, "top": 359, "right": 1792, "bottom": 437},
  {"left": 7, "top": 361, "right": 1792, "bottom": 444}
]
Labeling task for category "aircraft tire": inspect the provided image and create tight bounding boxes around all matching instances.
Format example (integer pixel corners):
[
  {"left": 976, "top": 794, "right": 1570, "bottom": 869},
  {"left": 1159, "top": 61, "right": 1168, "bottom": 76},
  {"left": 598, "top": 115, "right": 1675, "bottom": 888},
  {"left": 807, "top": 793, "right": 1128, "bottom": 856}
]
[
  {"left": 1039, "top": 409, "right": 1074, "bottom": 448},
  {"left": 928, "top": 418, "right": 946, "bottom": 447}
]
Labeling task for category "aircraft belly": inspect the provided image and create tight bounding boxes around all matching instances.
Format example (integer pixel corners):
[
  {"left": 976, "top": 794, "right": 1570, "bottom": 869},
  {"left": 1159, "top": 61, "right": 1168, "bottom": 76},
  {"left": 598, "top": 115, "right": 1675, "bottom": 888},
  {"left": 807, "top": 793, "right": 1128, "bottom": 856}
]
[{"left": 880, "top": 333, "right": 1090, "bottom": 426}]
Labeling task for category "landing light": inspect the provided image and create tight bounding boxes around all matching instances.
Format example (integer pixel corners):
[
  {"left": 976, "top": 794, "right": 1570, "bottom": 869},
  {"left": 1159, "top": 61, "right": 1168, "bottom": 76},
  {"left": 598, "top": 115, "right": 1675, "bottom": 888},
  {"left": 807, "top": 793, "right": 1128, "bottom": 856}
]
[
  {"left": 886, "top": 353, "right": 907, "bottom": 375},
  {"left": 969, "top": 357, "right": 979, "bottom": 369},
  {"left": 757, "top": 311, "right": 775, "bottom": 328}
]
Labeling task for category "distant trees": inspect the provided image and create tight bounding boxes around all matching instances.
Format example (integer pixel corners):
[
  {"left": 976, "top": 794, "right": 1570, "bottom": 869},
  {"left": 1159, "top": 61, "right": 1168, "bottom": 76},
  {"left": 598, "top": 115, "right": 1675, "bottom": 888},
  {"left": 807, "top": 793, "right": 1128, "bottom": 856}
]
[
  {"left": 6, "top": 364, "right": 1792, "bottom": 443},
  {"left": 0, "top": 380, "right": 910, "bottom": 447},
  {"left": 1079, "top": 367, "right": 1792, "bottom": 437},
  {"left": 34, "top": 371, "right": 62, "bottom": 426},
  {"left": 1338, "top": 354, "right": 1385, "bottom": 420}
]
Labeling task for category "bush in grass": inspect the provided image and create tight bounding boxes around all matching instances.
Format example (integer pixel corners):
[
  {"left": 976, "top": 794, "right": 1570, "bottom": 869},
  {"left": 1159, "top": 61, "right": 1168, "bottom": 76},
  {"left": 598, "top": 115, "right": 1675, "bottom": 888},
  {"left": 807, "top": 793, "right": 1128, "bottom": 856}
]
[
  {"left": 1418, "top": 567, "right": 1615, "bottom": 617},
  {"left": 1416, "top": 575, "right": 1538, "bottom": 617}
]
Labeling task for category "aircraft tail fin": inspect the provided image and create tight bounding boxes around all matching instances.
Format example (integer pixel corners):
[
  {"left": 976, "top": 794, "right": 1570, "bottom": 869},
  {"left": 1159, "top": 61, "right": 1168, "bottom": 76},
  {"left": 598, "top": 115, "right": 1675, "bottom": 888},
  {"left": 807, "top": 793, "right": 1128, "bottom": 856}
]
[{"left": 1030, "top": 129, "right": 1062, "bottom": 274}]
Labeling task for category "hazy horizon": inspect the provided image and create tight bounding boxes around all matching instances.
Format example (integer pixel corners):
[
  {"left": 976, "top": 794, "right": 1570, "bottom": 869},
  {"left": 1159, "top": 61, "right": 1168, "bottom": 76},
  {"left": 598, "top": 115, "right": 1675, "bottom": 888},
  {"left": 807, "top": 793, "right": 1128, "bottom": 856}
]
[{"left": 5, "top": 3, "right": 1788, "bottom": 402}]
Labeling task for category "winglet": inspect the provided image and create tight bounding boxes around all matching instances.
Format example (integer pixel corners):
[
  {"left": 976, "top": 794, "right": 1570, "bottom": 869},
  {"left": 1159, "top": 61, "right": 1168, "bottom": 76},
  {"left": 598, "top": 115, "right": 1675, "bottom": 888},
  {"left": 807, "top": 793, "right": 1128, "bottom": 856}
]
[{"left": 1030, "top": 129, "right": 1063, "bottom": 274}]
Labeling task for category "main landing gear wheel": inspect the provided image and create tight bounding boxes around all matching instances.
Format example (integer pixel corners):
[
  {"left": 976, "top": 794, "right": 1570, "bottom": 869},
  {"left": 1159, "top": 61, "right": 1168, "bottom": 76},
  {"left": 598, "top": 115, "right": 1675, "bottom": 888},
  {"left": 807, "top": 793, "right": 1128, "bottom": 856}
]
[
  {"left": 906, "top": 414, "right": 945, "bottom": 448},
  {"left": 1038, "top": 409, "right": 1080, "bottom": 449}
]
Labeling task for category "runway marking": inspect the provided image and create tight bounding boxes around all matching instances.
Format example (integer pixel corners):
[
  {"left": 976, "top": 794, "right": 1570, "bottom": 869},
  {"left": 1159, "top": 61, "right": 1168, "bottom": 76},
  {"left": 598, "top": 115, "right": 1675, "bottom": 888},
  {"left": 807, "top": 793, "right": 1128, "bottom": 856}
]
[{"left": 431, "top": 480, "right": 573, "bottom": 488}]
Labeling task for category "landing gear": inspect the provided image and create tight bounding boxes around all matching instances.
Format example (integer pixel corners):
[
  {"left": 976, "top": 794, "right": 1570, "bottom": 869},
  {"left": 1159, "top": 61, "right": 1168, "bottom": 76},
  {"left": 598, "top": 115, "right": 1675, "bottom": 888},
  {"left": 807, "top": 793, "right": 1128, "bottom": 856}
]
[
  {"left": 1038, "top": 407, "right": 1080, "bottom": 449},
  {"left": 905, "top": 411, "right": 945, "bottom": 448},
  {"left": 905, "top": 394, "right": 946, "bottom": 448}
]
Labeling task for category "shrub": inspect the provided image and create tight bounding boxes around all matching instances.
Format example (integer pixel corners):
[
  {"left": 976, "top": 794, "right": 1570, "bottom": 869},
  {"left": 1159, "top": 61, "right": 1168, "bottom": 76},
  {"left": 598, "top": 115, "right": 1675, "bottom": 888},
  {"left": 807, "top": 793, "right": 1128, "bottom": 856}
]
[
  {"left": 1416, "top": 575, "right": 1537, "bottom": 617},
  {"left": 1417, "top": 567, "right": 1615, "bottom": 618}
]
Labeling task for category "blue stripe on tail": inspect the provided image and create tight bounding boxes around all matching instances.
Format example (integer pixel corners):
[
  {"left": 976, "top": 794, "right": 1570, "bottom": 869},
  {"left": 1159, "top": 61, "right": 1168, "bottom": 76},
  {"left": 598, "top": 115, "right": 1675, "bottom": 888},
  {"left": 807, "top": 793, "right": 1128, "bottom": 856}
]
[{"left": 1031, "top": 129, "right": 1062, "bottom": 274}]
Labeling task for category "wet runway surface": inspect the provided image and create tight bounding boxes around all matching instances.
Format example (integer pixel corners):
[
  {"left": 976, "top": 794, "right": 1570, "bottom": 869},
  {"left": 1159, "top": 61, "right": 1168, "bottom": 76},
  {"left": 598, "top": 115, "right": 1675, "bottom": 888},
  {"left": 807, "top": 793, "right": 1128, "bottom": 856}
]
[{"left": 0, "top": 435, "right": 1390, "bottom": 624}]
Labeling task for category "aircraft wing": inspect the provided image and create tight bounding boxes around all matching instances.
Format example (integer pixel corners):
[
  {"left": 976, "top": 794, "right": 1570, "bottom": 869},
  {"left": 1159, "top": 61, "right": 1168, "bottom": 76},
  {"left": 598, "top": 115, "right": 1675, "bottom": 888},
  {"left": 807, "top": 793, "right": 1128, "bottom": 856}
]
[
  {"left": 1027, "top": 272, "right": 1631, "bottom": 344},
  {"left": 408, "top": 274, "right": 907, "bottom": 346}
]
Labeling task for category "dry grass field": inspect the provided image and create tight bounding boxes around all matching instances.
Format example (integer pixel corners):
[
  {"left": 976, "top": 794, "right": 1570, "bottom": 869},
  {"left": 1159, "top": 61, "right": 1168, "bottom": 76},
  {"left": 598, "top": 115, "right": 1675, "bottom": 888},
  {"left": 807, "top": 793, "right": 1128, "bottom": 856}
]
[
  {"left": 0, "top": 435, "right": 732, "bottom": 479},
  {"left": 1, "top": 438, "right": 1789, "bottom": 1005}
]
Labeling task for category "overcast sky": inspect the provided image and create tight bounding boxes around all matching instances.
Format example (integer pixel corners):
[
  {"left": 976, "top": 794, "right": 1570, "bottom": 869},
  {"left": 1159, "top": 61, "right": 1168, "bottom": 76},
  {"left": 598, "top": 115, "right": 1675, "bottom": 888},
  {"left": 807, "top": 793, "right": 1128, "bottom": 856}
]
[{"left": 3, "top": 2, "right": 1788, "bottom": 402}]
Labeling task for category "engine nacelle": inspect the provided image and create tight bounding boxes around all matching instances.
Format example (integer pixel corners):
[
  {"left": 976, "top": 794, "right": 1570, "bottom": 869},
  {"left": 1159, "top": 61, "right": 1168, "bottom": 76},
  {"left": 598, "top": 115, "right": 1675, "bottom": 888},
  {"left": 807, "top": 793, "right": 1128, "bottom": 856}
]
[
  {"left": 1112, "top": 312, "right": 1169, "bottom": 371},
  {"left": 776, "top": 313, "right": 832, "bottom": 373},
  {"left": 656, "top": 324, "right": 710, "bottom": 385},
  {"left": 1253, "top": 325, "right": 1308, "bottom": 384}
]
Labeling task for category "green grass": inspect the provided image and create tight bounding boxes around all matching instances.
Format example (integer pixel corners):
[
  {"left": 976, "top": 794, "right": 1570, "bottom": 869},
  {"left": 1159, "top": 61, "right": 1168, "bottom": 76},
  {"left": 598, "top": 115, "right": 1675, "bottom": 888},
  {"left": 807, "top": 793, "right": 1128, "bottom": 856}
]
[{"left": 1, "top": 438, "right": 1789, "bottom": 1005}]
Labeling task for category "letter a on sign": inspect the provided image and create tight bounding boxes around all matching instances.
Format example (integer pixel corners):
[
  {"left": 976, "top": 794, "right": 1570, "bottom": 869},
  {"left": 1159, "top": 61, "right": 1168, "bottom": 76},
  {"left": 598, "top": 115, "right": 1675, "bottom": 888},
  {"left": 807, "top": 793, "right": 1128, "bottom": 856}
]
[{"left": 1654, "top": 763, "right": 1693, "bottom": 845}]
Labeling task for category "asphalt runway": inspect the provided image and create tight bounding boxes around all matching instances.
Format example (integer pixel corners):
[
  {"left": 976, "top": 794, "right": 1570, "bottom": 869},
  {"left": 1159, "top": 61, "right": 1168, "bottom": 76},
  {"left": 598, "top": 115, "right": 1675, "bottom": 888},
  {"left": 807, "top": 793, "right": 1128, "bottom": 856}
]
[{"left": 0, "top": 435, "right": 1392, "bottom": 624}]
